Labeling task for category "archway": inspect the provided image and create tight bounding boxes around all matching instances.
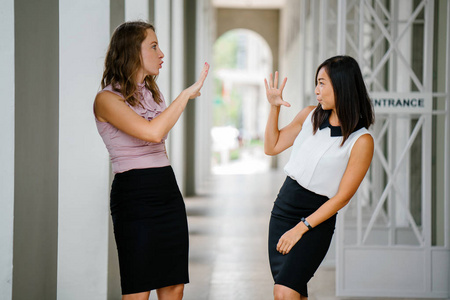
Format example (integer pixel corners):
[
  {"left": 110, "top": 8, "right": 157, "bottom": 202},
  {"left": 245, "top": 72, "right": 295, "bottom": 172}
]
[{"left": 211, "top": 29, "right": 272, "bottom": 174}]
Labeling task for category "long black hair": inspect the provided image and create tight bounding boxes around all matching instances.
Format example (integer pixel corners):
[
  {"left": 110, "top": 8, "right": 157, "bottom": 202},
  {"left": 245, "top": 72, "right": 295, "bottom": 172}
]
[{"left": 312, "top": 55, "right": 374, "bottom": 145}]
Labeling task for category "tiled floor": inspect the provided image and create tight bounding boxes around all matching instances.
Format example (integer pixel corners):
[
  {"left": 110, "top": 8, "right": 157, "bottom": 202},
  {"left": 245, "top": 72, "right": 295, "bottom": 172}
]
[
  {"left": 150, "top": 170, "right": 438, "bottom": 300},
  {"left": 182, "top": 172, "right": 283, "bottom": 300}
]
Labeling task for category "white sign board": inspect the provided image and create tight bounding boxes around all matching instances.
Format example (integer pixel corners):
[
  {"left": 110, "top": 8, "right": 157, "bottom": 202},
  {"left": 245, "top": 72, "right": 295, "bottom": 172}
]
[{"left": 370, "top": 92, "right": 432, "bottom": 114}]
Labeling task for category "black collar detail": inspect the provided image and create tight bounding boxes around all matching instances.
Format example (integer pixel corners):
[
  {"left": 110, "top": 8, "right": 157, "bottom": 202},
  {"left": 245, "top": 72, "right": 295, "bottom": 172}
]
[
  {"left": 319, "top": 117, "right": 342, "bottom": 137},
  {"left": 319, "top": 118, "right": 364, "bottom": 137}
]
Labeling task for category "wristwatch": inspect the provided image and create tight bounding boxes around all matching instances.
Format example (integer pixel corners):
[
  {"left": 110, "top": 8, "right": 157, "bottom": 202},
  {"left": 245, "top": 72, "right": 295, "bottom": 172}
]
[{"left": 301, "top": 217, "right": 313, "bottom": 230}]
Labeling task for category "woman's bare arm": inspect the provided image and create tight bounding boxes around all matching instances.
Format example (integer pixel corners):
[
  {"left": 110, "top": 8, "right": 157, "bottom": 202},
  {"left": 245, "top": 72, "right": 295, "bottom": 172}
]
[
  {"left": 263, "top": 71, "right": 315, "bottom": 155},
  {"left": 276, "top": 133, "right": 374, "bottom": 255},
  {"left": 94, "top": 63, "right": 209, "bottom": 143},
  {"left": 264, "top": 105, "right": 314, "bottom": 155}
]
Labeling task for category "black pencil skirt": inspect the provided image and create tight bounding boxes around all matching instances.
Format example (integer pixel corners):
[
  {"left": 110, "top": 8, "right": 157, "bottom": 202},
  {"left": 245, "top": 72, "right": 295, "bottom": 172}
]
[
  {"left": 268, "top": 176, "right": 336, "bottom": 297},
  {"left": 110, "top": 166, "right": 189, "bottom": 295}
]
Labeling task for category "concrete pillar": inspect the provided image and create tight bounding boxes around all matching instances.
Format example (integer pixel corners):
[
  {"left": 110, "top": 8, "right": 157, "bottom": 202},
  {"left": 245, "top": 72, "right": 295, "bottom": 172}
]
[
  {"left": 107, "top": 1, "right": 124, "bottom": 298},
  {"left": 184, "top": 0, "right": 197, "bottom": 196},
  {"left": 110, "top": 0, "right": 125, "bottom": 34},
  {"left": 57, "top": 0, "right": 110, "bottom": 299},
  {"left": 125, "top": 0, "right": 149, "bottom": 21},
  {"left": 155, "top": 0, "right": 188, "bottom": 193},
  {"left": 154, "top": 0, "right": 171, "bottom": 99},
  {"left": 169, "top": 0, "right": 186, "bottom": 193},
  {"left": 0, "top": 1, "right": 15, "bottom": 299},
  {"left": 13, "top": 0, "right": 59, "bottom": 299},
  {"left": 195, "top": 0, "right": 214, "bottom": 193},
  {"left": 148, "top": 0, "right": 155, "bottom": 23}
]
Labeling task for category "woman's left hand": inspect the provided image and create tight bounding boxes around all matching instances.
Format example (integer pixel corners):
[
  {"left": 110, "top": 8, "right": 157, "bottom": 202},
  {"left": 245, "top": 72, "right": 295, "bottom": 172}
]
[{"left": 277, "top": 226, "right": 303, "bottom": 255}]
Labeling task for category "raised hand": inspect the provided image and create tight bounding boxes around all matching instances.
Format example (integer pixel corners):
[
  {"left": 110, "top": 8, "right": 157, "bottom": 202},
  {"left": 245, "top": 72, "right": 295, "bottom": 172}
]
[
  {"left": 264, "top": 71, "right": 290, "bottom": 107},
  {"left": 184, "top": 62, "right": 210, "bottom": 99}
]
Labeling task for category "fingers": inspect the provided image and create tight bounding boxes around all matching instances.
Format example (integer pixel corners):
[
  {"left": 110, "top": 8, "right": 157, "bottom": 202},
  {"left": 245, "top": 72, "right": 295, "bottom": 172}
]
[
  {"left": 264, "top": 78, "right": 269, "bottom": 92},
  {"left": 196, "top": 62, "right": 210, "bottom": 86},
  {"left": 280, "top": 77, "right": 287, "bottom": 91},
  {"left": 276, "top": 239, "right": 293, "bottom": 255},
  {"left": 281, "top": 100, "right": 291, "bottom": 107},
  {"left": 265, "top": 72, "right": 287, "bottom": 90},
  {"left": 276, "top": 227, "right": 301, "bottom": 255},
  {"left": 274, "top": 71, "right": 279, "bottom": 89}
]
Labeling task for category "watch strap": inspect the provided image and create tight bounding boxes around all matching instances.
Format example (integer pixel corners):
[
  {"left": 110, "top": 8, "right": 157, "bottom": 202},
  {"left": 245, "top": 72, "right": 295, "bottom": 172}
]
[{"left": 301, "top": 217, "right": 313, "bottom": 230}]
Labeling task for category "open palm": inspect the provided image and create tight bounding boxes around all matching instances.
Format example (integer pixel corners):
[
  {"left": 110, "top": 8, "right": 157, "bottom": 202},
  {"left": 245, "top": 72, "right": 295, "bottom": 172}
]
[
  {"left": 264, "top": 71, "right": 290, "bottom": 107},
  {"left": 185, "top": 62, "right": 210, "bottom": 99}
]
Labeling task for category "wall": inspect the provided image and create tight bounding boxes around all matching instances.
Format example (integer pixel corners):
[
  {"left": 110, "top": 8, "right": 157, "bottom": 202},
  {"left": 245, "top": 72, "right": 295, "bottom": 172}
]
[{"left": 216, "top": 8, "right": 279, "bottom": 72}]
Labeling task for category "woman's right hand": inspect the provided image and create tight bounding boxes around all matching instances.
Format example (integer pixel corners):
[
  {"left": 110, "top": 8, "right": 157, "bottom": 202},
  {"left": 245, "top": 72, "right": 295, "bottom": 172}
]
[
  {"left": 184, "top": 62, "right": 210, "bottom": 99},
  {"left": 264, "top": 71, "right": 290, "bottom": 107}
]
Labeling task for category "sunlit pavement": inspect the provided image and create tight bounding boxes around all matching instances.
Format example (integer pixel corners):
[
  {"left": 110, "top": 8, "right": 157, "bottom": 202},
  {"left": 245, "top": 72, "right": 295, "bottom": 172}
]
[{"left": 150, "top": 170, "right": 436, "bottom": 300}]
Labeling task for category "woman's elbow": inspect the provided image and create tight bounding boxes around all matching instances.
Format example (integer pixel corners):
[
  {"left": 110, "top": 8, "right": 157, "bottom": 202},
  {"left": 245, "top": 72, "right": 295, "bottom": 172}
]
[
  {"left": 335, "top": 196, "right": 351, "bottom": 209},
  {"left": 149, "top": 137, "right": 163, "bottom": 143},
  {"left": 264, "top": 147, "right": 276, "bottom": 156},
  {"left": 341, "top": 198, "right": 351, "bottom": 207},
  {"left": 142, "top": 132, "right": 164, "bottom": 143}
]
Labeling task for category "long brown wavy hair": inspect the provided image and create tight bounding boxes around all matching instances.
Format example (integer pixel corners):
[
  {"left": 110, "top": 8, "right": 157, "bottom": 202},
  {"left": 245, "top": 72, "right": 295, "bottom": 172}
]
[
  {"left": 312, "top": 55, "right": 374, "bottom": 145},
  {"left": 101, "top": 21, "right": 162, "bottom": 106}
]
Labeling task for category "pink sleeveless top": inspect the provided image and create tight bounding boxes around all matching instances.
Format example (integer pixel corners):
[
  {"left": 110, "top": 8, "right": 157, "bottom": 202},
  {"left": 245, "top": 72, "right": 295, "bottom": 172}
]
[{"left": 95, "top": 83, "right": 170, "bottom": 173}]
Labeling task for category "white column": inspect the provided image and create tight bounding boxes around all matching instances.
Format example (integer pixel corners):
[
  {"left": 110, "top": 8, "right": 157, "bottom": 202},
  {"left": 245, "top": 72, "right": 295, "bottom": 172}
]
[
  {"left": 155, "top": 0, "right": 187, "bottom": 192},
  {"left": 0, "top": 1, "right": 14, "bottom": 299},
  {"left": 195, "top": 0, "right": 214, "bottom": 190},
  {"left": 58, "top": 1, "right": 110, "bottom": 299},
  {"left": 168, "top": 0, "right": 186, "bottom": 191},
  {"left": 154, "top": 0, "right": 171, "bottom": 99},
  {"left": 125, "top": 0, "right": 149, "bottom": 21}
]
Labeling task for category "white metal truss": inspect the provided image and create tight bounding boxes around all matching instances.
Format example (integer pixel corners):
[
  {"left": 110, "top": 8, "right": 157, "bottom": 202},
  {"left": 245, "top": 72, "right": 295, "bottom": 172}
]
[{"left": 298, "top": 0, "right": 450, "bottom": 298}]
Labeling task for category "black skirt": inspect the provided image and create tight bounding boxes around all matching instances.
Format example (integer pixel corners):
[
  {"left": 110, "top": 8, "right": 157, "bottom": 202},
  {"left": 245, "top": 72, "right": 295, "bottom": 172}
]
[
  {"left": 268, "top": 176, "right": 336, "bottom": 297},
  {"left": 110, "top": 166, "right": 189, "bottom": 295}
]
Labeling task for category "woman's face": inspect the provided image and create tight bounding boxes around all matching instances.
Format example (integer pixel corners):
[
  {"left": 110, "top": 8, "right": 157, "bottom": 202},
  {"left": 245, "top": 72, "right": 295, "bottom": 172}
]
[
  {"left": 139, "top": 29, "right": 164, "bottom": 79},
  {"left": 315, "top": 67, "right": 335, "bottom": 111}
]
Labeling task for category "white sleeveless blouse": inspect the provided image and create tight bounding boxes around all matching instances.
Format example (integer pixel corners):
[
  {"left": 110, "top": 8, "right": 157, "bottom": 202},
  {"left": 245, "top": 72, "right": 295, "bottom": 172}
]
[{"left": 284, "top": 109, "right": 371, "bottom": 198}]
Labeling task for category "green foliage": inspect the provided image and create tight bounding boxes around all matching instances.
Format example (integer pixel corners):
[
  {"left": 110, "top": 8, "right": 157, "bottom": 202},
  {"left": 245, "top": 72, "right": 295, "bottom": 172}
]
[
  {"left": 212, "top": 85, "right": 242, "bottom": 127},
  {"left": 213, "top": 32, "right": 238, "bottom": 69},
  {"left": 213, "top": 31, "right": 243, "bottom": 128},
  {"left": 229, "top": 148, "right": 240, "bottom": 161}
]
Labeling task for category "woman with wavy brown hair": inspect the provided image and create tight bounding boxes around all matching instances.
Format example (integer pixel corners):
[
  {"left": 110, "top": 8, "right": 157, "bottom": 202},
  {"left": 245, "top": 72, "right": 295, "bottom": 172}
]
[
  {"left": 264, "top": 55, "right": 374, "bottom": 300},
  {"left": 94, "top": 21, "right": 209, "bottom": 300}
]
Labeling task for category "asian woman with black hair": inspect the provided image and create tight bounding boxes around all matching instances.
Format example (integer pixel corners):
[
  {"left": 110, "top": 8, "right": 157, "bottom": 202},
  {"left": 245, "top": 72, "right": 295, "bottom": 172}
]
[{"left": 264, "top": 55, "right": 374, "bottom": 300}]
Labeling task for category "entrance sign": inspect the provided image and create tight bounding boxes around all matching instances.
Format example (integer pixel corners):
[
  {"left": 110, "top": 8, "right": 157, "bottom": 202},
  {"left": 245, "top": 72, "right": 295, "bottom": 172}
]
[{"left": 370, "top": 92, "right": 432, "bottom": 114}]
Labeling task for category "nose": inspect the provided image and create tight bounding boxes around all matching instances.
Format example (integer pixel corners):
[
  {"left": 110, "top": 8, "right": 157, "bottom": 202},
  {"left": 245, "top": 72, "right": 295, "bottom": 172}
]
[
  {"left": 159, "top": 49, "right": 164, "bottom": 58},
  {"left": 314, "top": 84, "right": 319, "bottom": 95}
]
